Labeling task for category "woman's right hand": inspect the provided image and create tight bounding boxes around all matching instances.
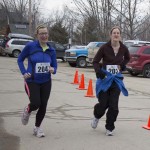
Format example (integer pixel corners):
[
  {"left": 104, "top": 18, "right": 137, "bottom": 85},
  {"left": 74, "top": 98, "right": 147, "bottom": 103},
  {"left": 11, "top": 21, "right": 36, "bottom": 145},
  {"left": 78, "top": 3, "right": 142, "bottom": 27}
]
[{"left": 23, "top": 73, "right": 31, "bottom": 79}]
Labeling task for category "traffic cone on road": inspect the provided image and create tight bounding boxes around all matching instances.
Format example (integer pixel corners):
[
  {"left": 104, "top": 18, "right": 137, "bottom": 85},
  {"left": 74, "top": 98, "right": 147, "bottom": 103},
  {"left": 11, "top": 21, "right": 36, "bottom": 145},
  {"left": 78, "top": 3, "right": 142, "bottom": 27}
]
[
  {"left": 77, "top": 74, "right": 86, "bottom": 90},
  {"left": 71, "top": 70, "right": 79, "bottom": 84},
  {"left": 142, "top": 115, "right": 150, "bottom": 130},
  {"left": 84, "top": 79, "right": 95, "bottom": 97}
]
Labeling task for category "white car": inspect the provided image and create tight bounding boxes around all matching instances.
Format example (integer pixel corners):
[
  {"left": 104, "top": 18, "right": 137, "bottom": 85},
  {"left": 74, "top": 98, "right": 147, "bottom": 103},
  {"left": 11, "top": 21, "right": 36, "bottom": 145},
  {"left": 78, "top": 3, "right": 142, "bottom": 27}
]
[
  {"left": 4, "top": 38, "right": 33, "bottom": 58},
  {"left": 124, "top": 40, "right": 150, "bottom": 48}
]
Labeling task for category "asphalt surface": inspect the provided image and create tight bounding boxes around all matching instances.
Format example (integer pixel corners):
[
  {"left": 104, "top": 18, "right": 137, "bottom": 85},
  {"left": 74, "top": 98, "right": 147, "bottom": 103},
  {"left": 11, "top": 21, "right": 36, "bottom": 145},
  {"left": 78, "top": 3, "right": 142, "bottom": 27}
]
[{"left": 0, "top": 56, "right": 150, "bottom": 150}]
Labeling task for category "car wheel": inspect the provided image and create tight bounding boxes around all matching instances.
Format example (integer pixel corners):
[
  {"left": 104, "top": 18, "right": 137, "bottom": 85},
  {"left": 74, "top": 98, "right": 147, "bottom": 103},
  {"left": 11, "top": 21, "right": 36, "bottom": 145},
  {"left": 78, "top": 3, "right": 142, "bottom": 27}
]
[
  {"left": 129, "top": 71, "right": 139, "bottom": 76},
  {"left": 143, "top": 64, "right": 150, "bottom": 78},
  {"left": 77, "top": 57, "right": 87, "bottom": 68},
  {"left": 68, "top": 62, "right": 77, "bottom": 67},
  {"left": 13, "top": 50, "right": 20, "bottom": 58}
]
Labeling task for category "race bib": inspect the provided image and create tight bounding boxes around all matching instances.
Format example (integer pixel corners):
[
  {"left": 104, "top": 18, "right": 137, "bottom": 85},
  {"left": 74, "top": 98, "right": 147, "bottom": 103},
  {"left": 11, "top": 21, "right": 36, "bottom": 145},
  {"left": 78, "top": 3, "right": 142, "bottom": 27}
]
[
  {"left": 35, "top": 63, "right": 50, "bottom": 73},
  {"left": 106, "top": 65, "right": 119, "bottom": 74}
]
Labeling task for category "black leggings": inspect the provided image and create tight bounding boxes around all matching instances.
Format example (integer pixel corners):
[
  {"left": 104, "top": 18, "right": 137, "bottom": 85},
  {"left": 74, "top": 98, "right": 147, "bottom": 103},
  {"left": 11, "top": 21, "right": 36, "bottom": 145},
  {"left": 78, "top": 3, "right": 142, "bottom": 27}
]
[
  {"left": 94, "top": 81, "right": 121, "bottom": 131},
  {"left": 25, "top": 80, "right": 51, "bottom": 127}
]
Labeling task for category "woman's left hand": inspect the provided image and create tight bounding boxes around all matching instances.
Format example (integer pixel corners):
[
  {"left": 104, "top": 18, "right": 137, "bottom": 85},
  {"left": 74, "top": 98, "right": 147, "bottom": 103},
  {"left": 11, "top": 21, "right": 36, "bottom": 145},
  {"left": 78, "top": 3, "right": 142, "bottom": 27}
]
[{"left": 49, "top": 66, "right": 54, "bottom": 74}]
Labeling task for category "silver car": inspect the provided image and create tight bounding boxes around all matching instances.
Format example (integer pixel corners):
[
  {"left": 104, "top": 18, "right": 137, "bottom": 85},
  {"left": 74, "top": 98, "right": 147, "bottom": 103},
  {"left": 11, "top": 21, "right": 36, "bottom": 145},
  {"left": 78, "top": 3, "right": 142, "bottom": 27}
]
[{"left": 4, "top": 38, "right": 33, "bottom": 58}]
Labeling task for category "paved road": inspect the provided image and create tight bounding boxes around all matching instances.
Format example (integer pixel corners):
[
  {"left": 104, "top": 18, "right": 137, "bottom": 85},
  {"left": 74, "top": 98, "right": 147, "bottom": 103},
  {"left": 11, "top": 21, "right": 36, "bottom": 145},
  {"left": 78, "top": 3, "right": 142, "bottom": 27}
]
[{"left": 0, "top": 56, "right": 150, "bottom": 150}]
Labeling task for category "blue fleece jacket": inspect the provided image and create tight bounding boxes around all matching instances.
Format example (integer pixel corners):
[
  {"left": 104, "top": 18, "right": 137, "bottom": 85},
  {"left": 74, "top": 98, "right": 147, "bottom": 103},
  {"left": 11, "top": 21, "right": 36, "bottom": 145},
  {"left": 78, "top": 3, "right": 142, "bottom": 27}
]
[
  {"left": 17, "top": 40, "right": 57, "bottom": 83},
  {"left": 96, "top": 69, "right": 128, "bottom": 98}
]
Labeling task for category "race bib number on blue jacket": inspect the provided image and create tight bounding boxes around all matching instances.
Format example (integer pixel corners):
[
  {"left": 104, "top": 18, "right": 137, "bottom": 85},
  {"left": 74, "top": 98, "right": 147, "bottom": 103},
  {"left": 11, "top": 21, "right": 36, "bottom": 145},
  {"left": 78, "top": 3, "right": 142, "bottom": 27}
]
[{"left": 35, "top": 63, "right": 50, "bottom": 73}]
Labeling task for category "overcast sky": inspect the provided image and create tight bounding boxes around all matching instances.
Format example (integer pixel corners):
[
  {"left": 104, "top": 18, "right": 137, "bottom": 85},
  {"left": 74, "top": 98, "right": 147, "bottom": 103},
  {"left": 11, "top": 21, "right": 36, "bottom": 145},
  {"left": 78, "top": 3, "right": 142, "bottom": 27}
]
[
  {"left": 40, "top": 0, "right": 73, "bottom": 15},
  {"left": 40, "top": 0, "right": 150, "bottom": 17}
]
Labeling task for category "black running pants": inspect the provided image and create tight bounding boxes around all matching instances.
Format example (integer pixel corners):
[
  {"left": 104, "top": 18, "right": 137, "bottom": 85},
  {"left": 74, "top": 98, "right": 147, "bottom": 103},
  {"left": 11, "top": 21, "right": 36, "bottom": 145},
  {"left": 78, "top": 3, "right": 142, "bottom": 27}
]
[
  {"left": 25, "top": 80, "right": 51, "bottom": 127},
  {"left": 94, "top": 81, "right": 121, "bottom": 131}
]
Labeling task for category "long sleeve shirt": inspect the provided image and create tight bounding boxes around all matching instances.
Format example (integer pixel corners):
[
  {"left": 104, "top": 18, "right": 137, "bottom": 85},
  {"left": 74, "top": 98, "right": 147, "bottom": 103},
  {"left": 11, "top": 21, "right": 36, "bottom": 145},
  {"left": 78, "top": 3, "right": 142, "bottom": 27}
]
[
  {"left": 93, "top": 41, "right": 130, "bottom": 73},
  {"left": 18, "top": 40, "right": 57, "bottom": 84}
]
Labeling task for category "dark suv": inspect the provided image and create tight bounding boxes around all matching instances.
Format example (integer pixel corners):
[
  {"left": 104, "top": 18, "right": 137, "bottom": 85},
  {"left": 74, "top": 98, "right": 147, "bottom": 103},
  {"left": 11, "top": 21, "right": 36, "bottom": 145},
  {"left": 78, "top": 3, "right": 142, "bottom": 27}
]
[
  {"left": 126, "top": 44, "right": 150, "bottom": 78},
  {"left": 48, "top": 41, "right": 66, "bottom": 61}
]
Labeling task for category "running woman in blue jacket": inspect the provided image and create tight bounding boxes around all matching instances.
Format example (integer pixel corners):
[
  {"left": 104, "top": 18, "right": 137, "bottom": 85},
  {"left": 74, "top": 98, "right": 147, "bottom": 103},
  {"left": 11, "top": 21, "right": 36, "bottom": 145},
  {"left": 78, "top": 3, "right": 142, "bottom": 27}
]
[{"left": 17, "top": 25, "right": 57, "bottom": 138}]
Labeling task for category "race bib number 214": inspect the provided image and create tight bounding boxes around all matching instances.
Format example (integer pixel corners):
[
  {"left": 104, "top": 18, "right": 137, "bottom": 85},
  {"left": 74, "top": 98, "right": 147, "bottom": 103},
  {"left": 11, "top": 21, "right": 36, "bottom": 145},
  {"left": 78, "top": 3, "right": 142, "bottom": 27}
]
[{"left": 35, "top": 63, "right": 50, "bottom": 73}]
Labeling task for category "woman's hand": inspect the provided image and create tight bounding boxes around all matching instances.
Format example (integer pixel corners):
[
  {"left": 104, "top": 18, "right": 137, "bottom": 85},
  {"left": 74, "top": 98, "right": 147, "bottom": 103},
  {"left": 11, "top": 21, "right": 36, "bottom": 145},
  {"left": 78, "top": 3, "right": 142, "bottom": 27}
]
[
  {"left": 49, "top": 66, "right": 54, "bottom": 74},
  {"left": 23, "top": 73, "right": 31, "bottom": 79}
]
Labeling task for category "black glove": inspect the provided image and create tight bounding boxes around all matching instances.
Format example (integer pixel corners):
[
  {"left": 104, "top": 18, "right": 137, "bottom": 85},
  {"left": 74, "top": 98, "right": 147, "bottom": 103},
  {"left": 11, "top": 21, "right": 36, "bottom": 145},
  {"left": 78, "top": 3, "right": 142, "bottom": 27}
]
[
  {"left": 96, "top": 70, "right": 106, "bottom": 79},
  {"left": 120, "top": 65, "right": 126, "bottom": 71}
]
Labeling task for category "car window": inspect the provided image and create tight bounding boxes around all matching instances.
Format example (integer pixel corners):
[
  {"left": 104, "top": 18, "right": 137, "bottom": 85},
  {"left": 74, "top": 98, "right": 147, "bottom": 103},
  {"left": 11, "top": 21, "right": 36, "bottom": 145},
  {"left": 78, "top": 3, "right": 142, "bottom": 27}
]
[
  {"left": 48, "top": 42, "right": 55, "bottom": 48},
  {"left": 128, "top": 46, "right": 140, "bottom": 54},
  {"left": 71, "top": 46, "right": 86, "bottom": 49},
  {"left": 143, "top": 48, "right": 150, "bottom": 54},
  {"left": 124, "top": 42, "right": 134, "bottom": 48},
  {"left": 86, "top": 42, "right": 98, "bottom": 48},
  {"left": 55, "top": 43, "right": 64, "bottom": 49},
  {"left": 0, "top": 39, "right": 3, "bottom": 46},
  {"left": 97, "top": 43, "right": 105, "bottom": 47},
  {"left": 11, "top": 40, "right": 30, "bottom": 45}
]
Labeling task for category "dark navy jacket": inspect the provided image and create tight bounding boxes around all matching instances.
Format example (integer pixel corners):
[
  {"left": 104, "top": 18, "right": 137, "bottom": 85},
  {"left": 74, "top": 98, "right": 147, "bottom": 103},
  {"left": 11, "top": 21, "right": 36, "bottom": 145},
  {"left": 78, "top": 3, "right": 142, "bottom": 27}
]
[{"left": 18, "top": 40, "right": 57, "bottom": 83}]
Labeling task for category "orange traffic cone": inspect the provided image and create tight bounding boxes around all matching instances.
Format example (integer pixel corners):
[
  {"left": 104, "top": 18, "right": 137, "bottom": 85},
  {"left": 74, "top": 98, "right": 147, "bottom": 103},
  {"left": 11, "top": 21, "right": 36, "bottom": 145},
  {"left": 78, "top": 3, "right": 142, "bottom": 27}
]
[
  {"left": 71, "top": 70, "right": 79, "bottom": 84},
  {"left": 77, "top": 74, "right": 87, "bottom": 90},
  {"left": 84, "top": 79, "right": 95, "bottom": 97},
  {"left": 142, "top": 115, "right": 150, "bottom": 130}
]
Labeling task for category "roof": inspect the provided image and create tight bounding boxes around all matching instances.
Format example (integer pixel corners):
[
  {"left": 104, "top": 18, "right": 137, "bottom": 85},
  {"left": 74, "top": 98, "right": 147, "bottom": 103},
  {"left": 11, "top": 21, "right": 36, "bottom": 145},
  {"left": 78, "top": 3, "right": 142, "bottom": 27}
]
[
  {"left": 8, "top": 33, "right": 34, "bottom": 40},
  {"left": 8, "top": 24, "right": 30, "bottom": 35}
]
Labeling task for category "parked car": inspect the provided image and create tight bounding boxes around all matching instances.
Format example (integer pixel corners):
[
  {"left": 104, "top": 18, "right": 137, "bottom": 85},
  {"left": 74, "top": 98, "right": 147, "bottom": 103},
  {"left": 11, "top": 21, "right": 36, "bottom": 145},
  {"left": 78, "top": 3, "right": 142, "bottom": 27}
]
[
  {"left": 65, "top": 45, "right": 88, "bottom": 68},
  {"left": 8, "top": 33, "right": 34, "bottom": 40},
  {"left": 4, "top": 38, "right": 33, "bottom": 57},
  {"left": 124, "top": 40, "right": 150, "bottom": 48},
  {"left": 126, "top": 44, "right": 150, "bottom": 78},
  {"left": 48, "top": 41, "right": 66, "bottom": 61},
  {"left": 86, "top": 41, "right": 106, "bottom": 64}
]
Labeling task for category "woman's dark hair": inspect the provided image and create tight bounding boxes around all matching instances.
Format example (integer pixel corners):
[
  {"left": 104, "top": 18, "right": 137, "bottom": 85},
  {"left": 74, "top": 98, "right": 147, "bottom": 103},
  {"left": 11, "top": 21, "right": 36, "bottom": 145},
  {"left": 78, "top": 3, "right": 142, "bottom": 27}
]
[{"left": 110, "top": 26, "right": 121, "bottom": 34}]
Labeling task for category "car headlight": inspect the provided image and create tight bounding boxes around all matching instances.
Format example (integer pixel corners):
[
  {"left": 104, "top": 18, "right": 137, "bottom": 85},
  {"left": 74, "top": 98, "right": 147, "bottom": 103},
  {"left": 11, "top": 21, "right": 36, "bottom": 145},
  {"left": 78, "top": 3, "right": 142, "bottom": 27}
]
[{"left": 70, "top": 52, "right": 76, "bottom": 56}]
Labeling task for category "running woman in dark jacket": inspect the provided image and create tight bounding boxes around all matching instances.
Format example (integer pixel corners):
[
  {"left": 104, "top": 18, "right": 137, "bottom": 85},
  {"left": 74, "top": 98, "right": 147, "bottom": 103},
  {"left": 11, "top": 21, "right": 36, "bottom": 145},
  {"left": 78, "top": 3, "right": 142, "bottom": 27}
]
[
  {"left": 91, "top": 26, "right": 130, "bottom": 136},
  {"left": 18, "top": 25, "right": 57, "bottom": 138}
]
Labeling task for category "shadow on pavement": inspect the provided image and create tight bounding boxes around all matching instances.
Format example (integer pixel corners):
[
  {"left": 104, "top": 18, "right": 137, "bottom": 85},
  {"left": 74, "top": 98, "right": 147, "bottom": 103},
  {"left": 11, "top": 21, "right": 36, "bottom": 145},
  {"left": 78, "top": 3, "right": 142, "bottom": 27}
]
[{"left": 0, "top": 116, "right": 20, "bottom": 150}]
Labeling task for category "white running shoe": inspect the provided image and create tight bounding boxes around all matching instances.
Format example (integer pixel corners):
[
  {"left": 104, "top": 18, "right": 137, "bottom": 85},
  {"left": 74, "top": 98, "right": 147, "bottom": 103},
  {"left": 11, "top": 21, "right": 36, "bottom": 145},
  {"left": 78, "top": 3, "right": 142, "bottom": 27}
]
[
  {"left": 33, "top": 126, "right": 45, "bottom": 138},
  {"left": 21, "top": 106, "right": 30, "bottom": 125},
  {"left": 106, "top": 130, "right": 114, "bottom": 136},
  {"left": 91, "top": 117, "right": 99, "bottom": 129}
]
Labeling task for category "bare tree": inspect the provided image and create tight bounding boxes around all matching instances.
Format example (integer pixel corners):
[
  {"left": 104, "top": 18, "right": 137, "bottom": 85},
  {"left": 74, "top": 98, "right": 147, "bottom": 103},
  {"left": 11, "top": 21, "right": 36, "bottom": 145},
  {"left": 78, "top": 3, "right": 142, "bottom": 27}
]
[
  {"left": 72, "top": 0, "right": 150, "bottom": 41},
  {"left": 109, "top": 0, "right": 150, "bottom": 40}
]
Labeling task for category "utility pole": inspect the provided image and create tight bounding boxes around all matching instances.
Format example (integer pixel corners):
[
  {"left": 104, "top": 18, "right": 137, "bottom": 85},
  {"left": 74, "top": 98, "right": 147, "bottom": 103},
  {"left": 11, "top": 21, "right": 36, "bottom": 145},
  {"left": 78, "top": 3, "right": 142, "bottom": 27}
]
[{"left": 29, "top": 0, "right": 32, "bottom": 36}]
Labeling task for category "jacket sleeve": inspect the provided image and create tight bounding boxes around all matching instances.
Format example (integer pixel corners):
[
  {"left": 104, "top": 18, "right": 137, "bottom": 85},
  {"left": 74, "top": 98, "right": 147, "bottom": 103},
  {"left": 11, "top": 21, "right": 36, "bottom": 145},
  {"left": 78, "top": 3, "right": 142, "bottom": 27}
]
[
  {"left": 17, "top": 43, "right": 30, "bottom": 75},
  {"left": 50, "top": 48, "right": 57, "bottom": 74},
  {"left": 93, "top": 46, "right": 106, "bottom": 79},
  {"left": 93, "top": 47, "right": 103, "bottom": 72},
  {"left": 120, "top": 47, "right": 130, "bottom": 70}
]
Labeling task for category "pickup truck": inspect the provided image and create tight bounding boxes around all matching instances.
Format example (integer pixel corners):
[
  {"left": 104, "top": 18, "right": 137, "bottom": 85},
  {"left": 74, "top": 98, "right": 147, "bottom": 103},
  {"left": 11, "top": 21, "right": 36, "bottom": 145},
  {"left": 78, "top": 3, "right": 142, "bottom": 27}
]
[
  {"left": 86, "top": 41, "right": 106, "bottom": 65},
  {"left": 65, "top": 45, "right": 88, "bottom": 68}
]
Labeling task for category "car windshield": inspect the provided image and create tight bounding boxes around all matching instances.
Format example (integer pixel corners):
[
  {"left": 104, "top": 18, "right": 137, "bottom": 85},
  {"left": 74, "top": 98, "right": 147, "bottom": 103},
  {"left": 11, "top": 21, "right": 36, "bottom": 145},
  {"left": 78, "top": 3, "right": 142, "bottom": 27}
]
[
  {"left": 70, "top": 45, "right": 86, "bottom": 49},
  {"left": 86, "top": 42, "right": 97, "bottom": 48},
  {"left": 128, "top": 46, "right": 140, "bottom": 54},
  {"left": 124, "top": 42, "right": 134, "bottom": 48}
]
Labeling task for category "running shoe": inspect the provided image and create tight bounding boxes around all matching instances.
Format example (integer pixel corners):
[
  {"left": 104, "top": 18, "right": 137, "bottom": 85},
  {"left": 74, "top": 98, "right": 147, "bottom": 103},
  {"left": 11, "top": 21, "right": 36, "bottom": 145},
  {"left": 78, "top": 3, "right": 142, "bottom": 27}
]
[
  {"left": 21, "top": 106, "right": 30, "bottom": 125},
  {"left": 33, "top": 126, "right": 45, "bottom": 138},
  {"left": 106, "top": 130, "right": 114, "bottom": 136},
  {"left": 91, "top": 117, "right": 99, "bottom": 129}
]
